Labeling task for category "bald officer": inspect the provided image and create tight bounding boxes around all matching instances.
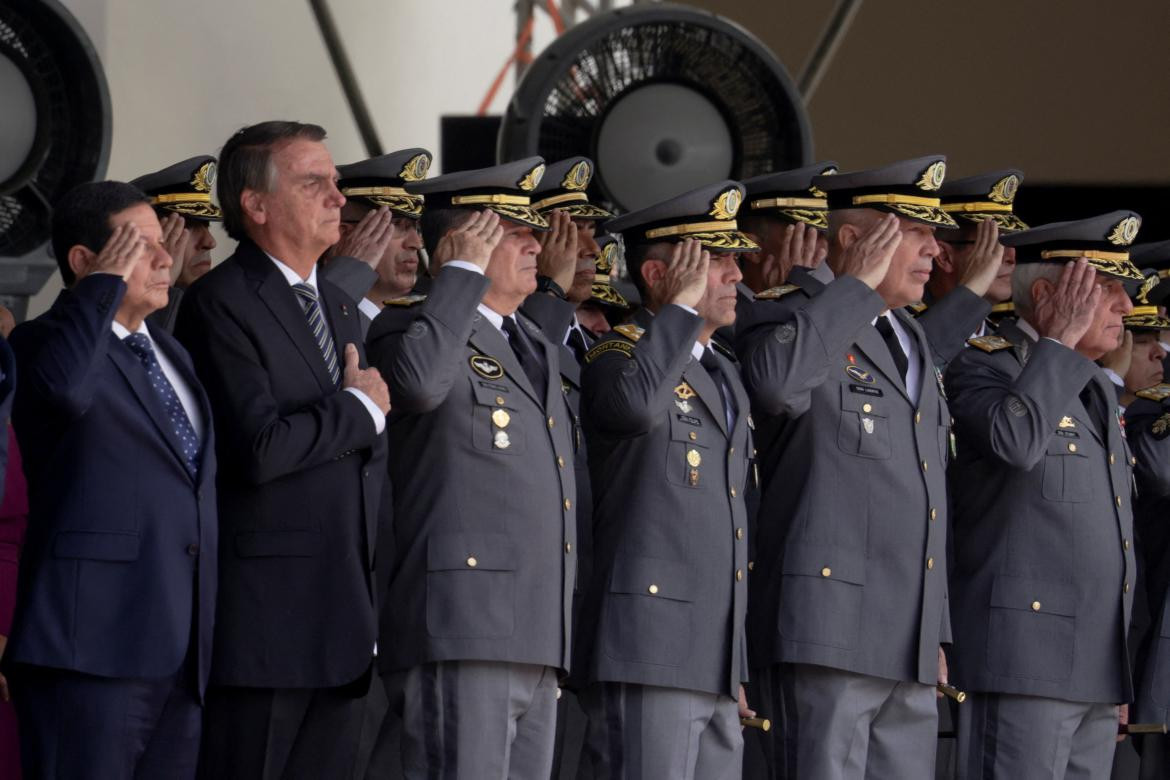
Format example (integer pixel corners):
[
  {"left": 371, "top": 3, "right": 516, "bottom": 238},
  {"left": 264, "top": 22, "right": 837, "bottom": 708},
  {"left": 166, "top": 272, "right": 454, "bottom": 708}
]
[
  {"left": 945, "top": 212, "right": 1143, "bottom": 779},
  {"left": 365, "top": 158, "right": 576, "bottom": 780},
  {"left": 736, "top": 156, "right": 956, "bottom": 780}
]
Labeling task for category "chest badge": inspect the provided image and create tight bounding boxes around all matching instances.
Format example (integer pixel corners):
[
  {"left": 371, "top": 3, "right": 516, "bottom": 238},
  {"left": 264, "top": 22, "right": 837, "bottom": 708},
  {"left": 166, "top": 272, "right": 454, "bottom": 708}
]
[
  {"left": 470, "top": 355, "right": 504, "bottom": 379},
  {"left": 845, "top": 365, "right": 875, "bottom": 384},
  {"left": 687, "top": 448, "right": 702, "bottom": 467},
  {"left": 1058, "top": 416, "right": 1076, "bottom": 429},
  {"left": 862, "top": 417, "right": 875, "bottom": 434},
  {"left": 493, "top": 430, "right": 511, "bottom": 449},
  {"left": 492, "top": 409, "right": 511, "bottom": 428},
  {"left": 674, "top": 381, "right": 697, "bottom": 413}
]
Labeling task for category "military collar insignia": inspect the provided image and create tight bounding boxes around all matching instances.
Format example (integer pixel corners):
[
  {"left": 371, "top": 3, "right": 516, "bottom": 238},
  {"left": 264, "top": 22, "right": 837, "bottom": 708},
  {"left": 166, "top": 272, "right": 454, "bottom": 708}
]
[
  {"left": 916, "top": 161, "right": 947, "bottom": 192},
  {"left": 1108, "top": 215, "right": 1141, "bottom": 246},
  {"left": 384, "top": 293, "right": 427, "bottom": 307},
  {"left": 1058, "top": 416, "right": 1076, "bottom": 429},
  {"left": 966, "top": 334, "right": 1014, "bottom": 352},
  {"left": 563, "top": 160, "right": 591, "bottom": 191},
  {"left": 1152, "top": 412, "right": 1170, "bottom": 440},
  {"left": 614, "top": 323, "right": 646, "bottom": 342},
  {"left": 469, "top": 354, "right": 504, "bottom": 379},
  {"left": 988, "top": 174, "right": 1019, "bottom": 204},
  {"left": 1136, "top": 383, "right": 1170, "bottom": 402},
  {"left": 709, "top": 188, "right": 743, "bottom": 220},
  {"left": 399, "top": 153, "right": 432, "bottom": 182},
  {"left": 754, "top": 284, "right": 800, "bottom": 300},
  {"left": 845, "top": 365, "right": 875, "bottom": 384},
  {"left": 518, "top": 163, "right": 546, "bottom": 192},
  {"left": 191, "top": 160, "right": 216, "bottom": 192},
  {"left": 674, "top": 381, "right": 696, "bottom": 413}
]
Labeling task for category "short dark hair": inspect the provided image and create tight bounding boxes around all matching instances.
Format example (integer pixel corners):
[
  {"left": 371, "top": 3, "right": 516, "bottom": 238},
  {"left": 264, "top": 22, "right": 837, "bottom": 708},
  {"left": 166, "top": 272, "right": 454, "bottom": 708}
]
[
  {"left": 419, "top": 207, "right": 474, "bottom": 257},
  {"left": 51, "top": 181, "right": 151, "bottom": 286},
  {"left": 217, "top": 120, "right": 327, "bottom": 241},
  {"left": 624, "top": 241, "right": 660, "bottom": 301}
]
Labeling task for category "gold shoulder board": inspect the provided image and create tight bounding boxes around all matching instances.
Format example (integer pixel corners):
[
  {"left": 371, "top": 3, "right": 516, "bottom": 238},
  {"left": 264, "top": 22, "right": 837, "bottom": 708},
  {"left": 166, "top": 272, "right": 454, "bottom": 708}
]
[
  {"left": 907, "top": 302, "right": 928, "bottom": 315},
  {"left": 754, "top": 284, "right": 800, "bottom": 300},
  {"left": 384, "top": 294, "right": 427, "bottom": 307},
  {"left": 585, "top": 339, "right": 635, "bottom": 364},
  {"left": 966, "top": 334, "right": 1013, "bottom": 352},
  {"left": 613, "top": 323, "right": 646, "bottom": 342},
  {"left": 1137, "top": 383, "right": 1170, "bottom": 402}
]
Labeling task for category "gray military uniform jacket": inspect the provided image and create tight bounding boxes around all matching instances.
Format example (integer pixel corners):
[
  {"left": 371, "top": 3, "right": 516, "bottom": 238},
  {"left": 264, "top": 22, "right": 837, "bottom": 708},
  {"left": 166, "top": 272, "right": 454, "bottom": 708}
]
[
  {"left": 912, "top": 286, "right": 992, "bottom": 369},
  {"left": 735, "top": 271, "right": 951, "bottom": 686},
  {"left": 365, "top": 267, "right": 577, "bottom": 674},
  {"left": 321, "top": 255, "right": 379, "bottom": 337},
  {"left": 581, "top": 304, "right": 751, "bottom": 698},
  {"left": 945, "top": 321, "right": 1136, "bottom": 703}
]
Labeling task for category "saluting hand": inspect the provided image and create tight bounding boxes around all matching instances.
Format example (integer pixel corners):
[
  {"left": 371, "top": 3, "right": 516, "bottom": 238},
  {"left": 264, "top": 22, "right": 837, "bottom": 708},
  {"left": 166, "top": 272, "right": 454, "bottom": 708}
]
[
  {"left": 660, "top": 238, "right": 710, "bottom": 310},
  {"left": 160, "top": 212, "right": 191, "bottom": 286},
  {"left": 433, "top": 209, "right": 504, "bottom": 273},
  {"left": 331, "top": 206, "right": 397, "bottom": 271},
  {"left": 761, "top": 222, "right": 827, "bottom": 289},
  {"left": 535, "top": 209, "right": 579, "bottom": 292},
  {"left": 957, "top": 218, "right": 1005, "bottom": 298},
  {"left": 84, "top": 223, "right": 148, "bottom": 282},
  {"left": 342, "top": 343, "right": 390, "bottom": 416},
  {"left": 837, "top": 213, "right": 902, "bottom": 290},
  {"left": 1032, "top": 258, "right": 1101, "bottom": 347}
]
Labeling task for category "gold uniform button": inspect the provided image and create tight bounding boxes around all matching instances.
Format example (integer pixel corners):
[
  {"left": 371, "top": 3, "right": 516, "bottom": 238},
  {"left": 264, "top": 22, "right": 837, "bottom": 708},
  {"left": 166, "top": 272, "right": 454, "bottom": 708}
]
[
  {"left": 1109, "top": 453, "right": 1115, "bottom": 465},
  {"left": 648, "top": 584, "right": 659, "bottom": 595},
  {"left": 467, "top": 556, "right": 478, "bottom": 568},
  {"left": 729, "top": 447, "right": 734, "bottom": 456},
  {"left": 496, "top": 396, "right": 506, "bottom": 406},
  {"left": 1124, "top": 582, "right": 1130, "bottom": 594},
  {"left": 915, "top": 411, "right": 921, "bottom": 425},
  {"left": 862, "top": 403, "right": 873, "bottom": 413},
  {"left": 547, "top": 416, "right": 555, "bottom": 428},
  {"left": 1116, "top": 495, "right": 1122, "bottom": 508},
  {"left": 730, "top": 487, "right": 737, "bottom": 497},
  {"left": 748, "top": 561, "right": 755, "bottom": 571},
  {"left": 736, "top": 528, "right": 745, "bottom": 540},
  {"left": 1031, "top": 601, "right": 1041, "bottom": 612},
  {"left": 564, "top": 499, "right": 572, "bottom": 511},
  {"left": 921, "top": 460, "right": 928, "bottom": 472},
  {"left": 1124, "top": 539, "right": 1130, "bottom": 551},
  {"left": 736, "top": 569, "right": 744, "bottom": 582},
  {"left": 565, "top": 543, "right": 572, "bottom": 554},
  {"left": 557, "top": 456, "right": 565, "bottom": 468},
  {"left": 689, "top": 431, "right": 697, "bottom": 441},
  {"left": 821, "top": 567, "right": 832, "bottom": 578},
  {"left": 1132, "top": 456, "right": 1138, "bottom": 466},
  {"left": 930, "top": 508, "right": 937, "bottom": 521},
  {"left": 927, "top": 557, "right": 935, "bottom": 570},
  {"left": 1068, "top": 443, "right": 1077, "bottom": 453}
]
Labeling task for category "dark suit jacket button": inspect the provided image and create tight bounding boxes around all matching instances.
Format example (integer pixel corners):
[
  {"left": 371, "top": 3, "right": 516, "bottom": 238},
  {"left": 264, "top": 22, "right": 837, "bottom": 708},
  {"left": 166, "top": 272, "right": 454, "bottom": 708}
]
[{"left": 187, "top": 544, "right": 199, "bottom": 556}]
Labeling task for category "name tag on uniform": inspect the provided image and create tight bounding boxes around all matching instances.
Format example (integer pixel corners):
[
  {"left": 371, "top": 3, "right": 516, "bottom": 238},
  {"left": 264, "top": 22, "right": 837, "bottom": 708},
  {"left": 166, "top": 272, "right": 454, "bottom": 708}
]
[{"left": 849, "top": 384, "right": 883, "bottom": 397}]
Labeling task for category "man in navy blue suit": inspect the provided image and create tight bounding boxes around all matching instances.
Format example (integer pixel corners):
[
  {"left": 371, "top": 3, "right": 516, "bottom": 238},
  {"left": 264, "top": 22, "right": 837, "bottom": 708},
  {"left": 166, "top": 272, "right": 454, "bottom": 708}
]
[{"left": 5, "top": 180, "right": 218, "bottom": 778}]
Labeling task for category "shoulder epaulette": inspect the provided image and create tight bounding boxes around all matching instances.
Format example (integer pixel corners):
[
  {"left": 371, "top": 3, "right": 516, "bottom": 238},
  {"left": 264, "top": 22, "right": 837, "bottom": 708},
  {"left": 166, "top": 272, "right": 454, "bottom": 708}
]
[
  {"left": 585, "top": 338, "right": 635, "bottom": 364},
  {"left": 1137, "top": 383, "right": 1170, "bottom": 402},
  {"left": 383, "top": 293, "right": 427, "bottom": 307},
  {"left": 753, "top": 284, "right": 800, "bottom": 300},
  {"left": 1152, "top": 412, "right": 1170, "bottom": 440},
  {"left": 966, "top": 334, "right": 1013, "bottom": 353},
  {"left": 613, "top": 323, "right": 645, "bottom": 342},
  {"left": 907, "top": 302, "right": 928, "bottom": 315}
]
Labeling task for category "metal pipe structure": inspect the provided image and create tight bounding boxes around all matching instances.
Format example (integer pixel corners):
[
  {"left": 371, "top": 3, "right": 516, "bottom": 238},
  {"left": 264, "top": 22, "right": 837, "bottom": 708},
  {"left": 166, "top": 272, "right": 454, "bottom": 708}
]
[
  {"left": 797, "top": 0, "right": 863, "bottom": 104},
  {"left": 307, "top": 0, "right": 383, "bottom": 156}
]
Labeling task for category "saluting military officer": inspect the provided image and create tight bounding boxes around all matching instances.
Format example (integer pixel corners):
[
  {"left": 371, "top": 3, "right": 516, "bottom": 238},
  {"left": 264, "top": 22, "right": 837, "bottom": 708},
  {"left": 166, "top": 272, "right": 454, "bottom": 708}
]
[
  {"left": 575, "top": 181, "right": 755, "bottom": 780},
  {"left": 735, "top": 156, "right": 957, "bottom": 780},
  {"left": 912, "top": 170, "right": 1029, "bottom": 358},
  {"left": 130, "top": 156, "right": 221, "bottom": 332},
  {"left": 364, "top": 158, "right": 576, "bottom": 780},
  {"left": 322, "top": 148, "right": 431, "bottom": 337},
  {"left": 944, "top": 212, "right": 1144, "bottom": 779},
  {"left": 574, "top": 235, "right": 631, "bottom": 336}
]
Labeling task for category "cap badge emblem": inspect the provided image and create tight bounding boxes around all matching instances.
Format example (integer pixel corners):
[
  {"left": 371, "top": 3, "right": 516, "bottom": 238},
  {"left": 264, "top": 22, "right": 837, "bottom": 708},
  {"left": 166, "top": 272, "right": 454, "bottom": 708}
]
[
  {"left": 563, "top": 161, "right": 591, "bottom": 191},
  {"left": 518, "top": 163, "right": 545, "bottom": 192},
  {"left": 916, "top": 161, "right": 946, "bottom": 191},
  {"left": 192, "top": 161, "right": 216, "bottom": 193},
  {"left": 1108, "top": 216, "right": 1141, "bottom": 246},
  {"left": 988, "top": 174, "right": 1019, "bottom": 204},
  {"left": 709, "top": 188, "right": 742, "bottom": 220},
  {"left": 400, "top": 153, "right": 431, "bottom": 182}
]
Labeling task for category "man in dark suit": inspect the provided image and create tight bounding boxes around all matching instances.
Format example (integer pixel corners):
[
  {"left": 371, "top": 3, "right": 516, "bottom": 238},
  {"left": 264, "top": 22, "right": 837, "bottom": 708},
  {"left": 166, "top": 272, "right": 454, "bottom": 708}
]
[
  {"left": 6, "top": 181, "right": 217, "bottom": 778},
  {"left": 736, "top": 157, "right": 956, "bottom": 780},
  {"left": 174, "top": 121, "right": 390, "bottom": 779},
  {"left": 577, "top": 183, "right": 756, "bottom": 779},
  {"left": 366, "top": 158, "right": 576, "bottom": 779},
  {"left": 946, "top": 212, "right": 1143, "bottom": 779}
]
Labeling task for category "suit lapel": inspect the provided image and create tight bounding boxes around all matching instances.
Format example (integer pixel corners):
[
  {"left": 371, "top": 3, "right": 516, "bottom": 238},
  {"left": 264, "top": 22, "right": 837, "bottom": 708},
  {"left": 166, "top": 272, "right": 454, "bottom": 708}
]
[
  {"left": 683, "top": 356, "right": 729, "bottom": 436},
  {"left": 854, "top": 321, "right": 910, "bottom": 402},
  {"left": 108, "top": 333, "right": 193, "bottom": 480}
]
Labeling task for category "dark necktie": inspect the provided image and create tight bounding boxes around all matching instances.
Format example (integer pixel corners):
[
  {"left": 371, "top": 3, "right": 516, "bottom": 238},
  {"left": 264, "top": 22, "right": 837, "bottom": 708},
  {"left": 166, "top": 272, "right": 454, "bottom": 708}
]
[
  {"left": 700, "top": 348, "right": 736, "bottom": 429},
  {"left": 875, "top": 315, "right": 909, "bottom": 383},
  {"left": 567, "top": 327, "right": 590, "bottom": 364},
  {"left": 123, "top": 333, "right": 201, "bottom": 478},
  {"left": 502, "top": 316, "right": 548, "bottom": 399},
  {"left": 292, "top": 282, "right": 341, "bottom": 387}
]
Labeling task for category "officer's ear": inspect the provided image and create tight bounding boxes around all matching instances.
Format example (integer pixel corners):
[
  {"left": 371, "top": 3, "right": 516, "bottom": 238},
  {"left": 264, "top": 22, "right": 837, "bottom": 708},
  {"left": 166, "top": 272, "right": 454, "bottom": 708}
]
[
  {"left": 66, "top": 245, "right": 97, "bottom": 284},
  {"left": 935, "top": 241, "right": 955, "bottom": 273},
  {"left": 641, "top": 258, "right": 667, "bottom": 290},
  {"left": 1030, "top": 276, "right": 1055, "bottom": 307}
]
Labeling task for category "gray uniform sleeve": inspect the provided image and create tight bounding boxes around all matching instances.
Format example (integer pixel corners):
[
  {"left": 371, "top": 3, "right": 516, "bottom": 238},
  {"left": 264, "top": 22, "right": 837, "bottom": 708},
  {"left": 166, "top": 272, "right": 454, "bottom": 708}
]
[
  {"left": 737, "top": 276, "right": 886, "bottom": 418},
  {"left": 320, "top": 256, "right": 379, "bottom": 305},
  {"left": 521, "top": 292, "right": 577, "bottom": 342},
  {"left": 945, "top": 339, "right": 1100, "bottom": 469},
  {"left": 583, "top": 305, "right": 702, "bottom": 436},
  {"left": 1126, "top": 400, "right": 1170, "bottom": 499},
  {"left": 366, "top": 267, "right": 490, "bottom": 413},
  {"left": 915, "top": 286, "right": 992, "bottom": 366}
]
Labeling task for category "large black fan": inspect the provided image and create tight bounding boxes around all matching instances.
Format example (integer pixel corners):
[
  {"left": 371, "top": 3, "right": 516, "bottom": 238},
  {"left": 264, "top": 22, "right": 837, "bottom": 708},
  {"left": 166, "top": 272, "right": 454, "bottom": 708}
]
[
  {"left": 498, "top": 3, "right": 811, "bottom": 213},
  {"left": 0, "top": 0, "right": 111, "bottom": 316}
]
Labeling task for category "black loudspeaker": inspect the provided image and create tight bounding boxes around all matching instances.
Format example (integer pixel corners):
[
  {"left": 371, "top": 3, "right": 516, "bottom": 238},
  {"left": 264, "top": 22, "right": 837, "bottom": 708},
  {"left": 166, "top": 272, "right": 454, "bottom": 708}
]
[
  {"left": 497, "top": 2, "right": 811, "bottom": 214},
  {"left": 0, "top": 0, "right": 112, "bottom": 319},
  {"left": 441, "top": 115, "right": 503, "bottom": 174}
]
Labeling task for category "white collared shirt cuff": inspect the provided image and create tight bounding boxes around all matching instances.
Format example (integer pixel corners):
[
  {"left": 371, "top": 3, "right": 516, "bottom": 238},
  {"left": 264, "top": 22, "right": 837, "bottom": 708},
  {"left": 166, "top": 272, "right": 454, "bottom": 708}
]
[
  {"left": 345, "top": 387, "right": 387, "bottom": 434},
  {"left": 445, "top": 261, "right": 484, "bottom": 275},
  {"left": 1102, "top": 368, "right": 1125, "bottom": 388}
]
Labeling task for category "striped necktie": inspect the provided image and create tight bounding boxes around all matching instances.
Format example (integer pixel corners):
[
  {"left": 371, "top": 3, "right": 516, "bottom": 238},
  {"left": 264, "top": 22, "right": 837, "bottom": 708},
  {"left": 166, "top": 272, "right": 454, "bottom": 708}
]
[{"left": 292, "top": 282, "right": 341, "bottom": 387}]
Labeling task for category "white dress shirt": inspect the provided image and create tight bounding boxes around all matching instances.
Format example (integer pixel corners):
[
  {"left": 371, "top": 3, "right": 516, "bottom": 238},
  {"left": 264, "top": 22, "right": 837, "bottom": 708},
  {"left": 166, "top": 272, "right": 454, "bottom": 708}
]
[{"left": 872, "top": 311, "right": 921, "bottom": 405}]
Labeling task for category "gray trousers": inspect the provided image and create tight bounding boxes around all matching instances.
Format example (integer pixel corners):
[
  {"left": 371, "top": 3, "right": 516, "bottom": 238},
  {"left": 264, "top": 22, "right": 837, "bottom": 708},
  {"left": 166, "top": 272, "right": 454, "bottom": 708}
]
[
  {"left": 956, "top": 693, "right": 1118, "bottom": 780},
  {"left": 576, "top": 682, "right": 743, "bottom": 780},
  {"left": 781, "top": 662, "right": 938, "bottom": 780},
  {"left": 388, "top": 660, "right": 559, "bottom": 780}
]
